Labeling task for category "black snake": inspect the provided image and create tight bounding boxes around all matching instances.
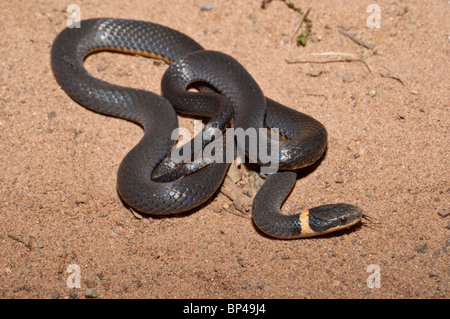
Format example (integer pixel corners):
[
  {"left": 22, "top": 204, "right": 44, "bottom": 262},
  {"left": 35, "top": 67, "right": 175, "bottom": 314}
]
[{"left": 51, "top": 18, "right": 362, "bottom": 238}]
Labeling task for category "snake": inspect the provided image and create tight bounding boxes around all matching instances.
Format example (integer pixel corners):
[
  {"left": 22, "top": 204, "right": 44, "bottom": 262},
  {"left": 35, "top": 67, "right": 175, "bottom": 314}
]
[{"left": 51, "top": 18, "right": 362, "bottom": 239}]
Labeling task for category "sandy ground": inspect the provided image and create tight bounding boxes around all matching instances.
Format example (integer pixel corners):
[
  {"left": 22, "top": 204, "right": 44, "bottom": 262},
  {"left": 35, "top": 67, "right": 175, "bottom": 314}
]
[{"left": 0, "top": 0, "right": 448, "bottom": 299}]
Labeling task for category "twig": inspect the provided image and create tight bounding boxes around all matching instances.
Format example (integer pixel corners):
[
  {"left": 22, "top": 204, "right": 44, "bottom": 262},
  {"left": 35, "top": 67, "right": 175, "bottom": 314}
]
[
  {"left": 285, "top": 51, "right": 372, "bottom": 73},
  {"left": 261, "top": 0, "right": 273, "bottom": 9},
  {"left": 289, "top": 51, "right": 361, "bottom": 59},
  {"left": 286, "top": 51, "right": 362, "bottom": 65},
  {"left": 337, "top": 28, "right": 375, "bottom": 50},
  {"left": 305, "top": 93, "right": 328, "bottom": 100},
  {"left": 129, "top": 207, "right": 143, "bottom": 220},
  {"left": 57, "top": 253, "right": 68, "bottom": 274},
  {"left": 379, "top": 66, "right": 405, "bottom": 85},
  {"left": 8, "top": 233, "right": 32, "bottom": 250},
  {"left": 290, "top": 7, "right": 312, "bottom": 47}
]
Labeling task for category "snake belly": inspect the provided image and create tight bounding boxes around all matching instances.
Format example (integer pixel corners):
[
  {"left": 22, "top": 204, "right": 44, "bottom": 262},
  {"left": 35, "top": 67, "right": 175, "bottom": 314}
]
[{"left": 51, "top": 18, "right": 362, "bottom": 238}]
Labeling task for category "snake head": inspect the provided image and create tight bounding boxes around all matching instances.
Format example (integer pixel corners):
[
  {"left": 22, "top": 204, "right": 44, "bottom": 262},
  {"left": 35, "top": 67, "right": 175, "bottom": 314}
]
[{"left": 307, "top": 204, "right": 363, "bottom": 235}]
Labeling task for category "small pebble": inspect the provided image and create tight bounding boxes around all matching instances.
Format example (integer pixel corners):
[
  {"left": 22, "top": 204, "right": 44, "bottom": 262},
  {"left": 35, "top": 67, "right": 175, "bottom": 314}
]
[
  {"left": 68, "top": 291, "right": 78, "bottom": 299},
  {"left": 307, "top": 67, "right": 323, "bottom": 77},
  {"left": 85, "top": 278, "right": 96, "bottom": 288},
  {"left": 96, "top": 62, "right": 107, "bottom": 72},
  {"left": 85, "top": 288, "right": 98, "bottom": 298},
  {"left": 47, "top": 111, "right": 56, "bottom": 119},
  {"left": 256, "top": 280, "right": 265, "bottom": 289},
  {"left": 438, "top": 210, "right": 449, "bottom": 218},
  {"left": 280, "top": 252, "right": 290, "bottom": 260},
  {"left": 335, "top": 175, "right": 344, "bottom": 184},
  {"left": 332, "top": 280, "right": 341, "bottom": 287},
  {"left": 102, "top": 281, "right": 111, "bottom": 291},
  {"left": 342, "top": 73, "right": 355, "bottom": 83},
  {"left": 415, "top": 241, "right": 427, "bottom": 253},
  {"left": 52, "top": 291, "right": 60, "bottom": 299},
  {"left": 311, "top": 36, "right": 322, "bottom": 43},
  {"left": 37, "top": 241, "right": 44, "bottom": 249},
  {"left": 200, "top": 2, "right": 214, "bottom": 11},
  {"left": 248, "top": 14, "right": 257, "bottom": 22}
]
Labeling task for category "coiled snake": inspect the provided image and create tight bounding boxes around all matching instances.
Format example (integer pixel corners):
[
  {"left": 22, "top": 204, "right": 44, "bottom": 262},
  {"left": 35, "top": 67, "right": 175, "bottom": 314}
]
[{"left": 51, "top": 18, "right": 362, "bottom": 239}]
